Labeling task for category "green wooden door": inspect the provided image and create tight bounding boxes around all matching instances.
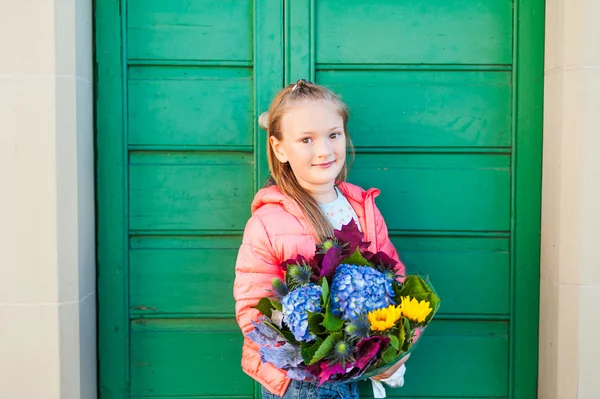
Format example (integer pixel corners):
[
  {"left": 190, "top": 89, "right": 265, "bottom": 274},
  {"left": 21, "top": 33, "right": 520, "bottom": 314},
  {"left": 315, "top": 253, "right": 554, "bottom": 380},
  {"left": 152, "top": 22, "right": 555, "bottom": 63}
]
[{"left": 97, "top": 1, "right": 544, "bottom": 399}]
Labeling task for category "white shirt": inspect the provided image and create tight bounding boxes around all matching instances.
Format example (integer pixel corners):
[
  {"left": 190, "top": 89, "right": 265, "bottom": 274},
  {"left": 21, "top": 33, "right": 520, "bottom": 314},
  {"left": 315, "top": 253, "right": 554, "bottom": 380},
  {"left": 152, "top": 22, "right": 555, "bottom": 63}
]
[{"left": 318, "top": 186, "right": 361, "bottom": 231}]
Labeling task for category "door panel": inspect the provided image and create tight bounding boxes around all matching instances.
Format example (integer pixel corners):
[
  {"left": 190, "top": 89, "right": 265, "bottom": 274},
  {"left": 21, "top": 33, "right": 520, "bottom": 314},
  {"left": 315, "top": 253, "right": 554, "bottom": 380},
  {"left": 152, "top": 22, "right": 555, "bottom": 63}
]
[{"left": 97, "top": 1, "right": 543, "bottom": 398}]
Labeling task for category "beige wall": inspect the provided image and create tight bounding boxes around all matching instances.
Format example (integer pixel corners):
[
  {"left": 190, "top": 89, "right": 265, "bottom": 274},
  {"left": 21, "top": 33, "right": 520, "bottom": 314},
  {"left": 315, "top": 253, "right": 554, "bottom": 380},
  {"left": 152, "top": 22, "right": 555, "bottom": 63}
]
[
  {"left": 540, "top": 0, "right": 600, "bottom": 398},
  {"left": 0, "top": 1, "right": 96, "bottom": 398}
]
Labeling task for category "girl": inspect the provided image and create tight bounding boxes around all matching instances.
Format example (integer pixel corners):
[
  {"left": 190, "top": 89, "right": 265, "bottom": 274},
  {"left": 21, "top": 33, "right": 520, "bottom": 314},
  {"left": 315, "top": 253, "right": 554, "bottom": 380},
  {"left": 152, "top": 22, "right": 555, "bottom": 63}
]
[{"left": 234, "top": 79, "right": 407, "bottom": 398}]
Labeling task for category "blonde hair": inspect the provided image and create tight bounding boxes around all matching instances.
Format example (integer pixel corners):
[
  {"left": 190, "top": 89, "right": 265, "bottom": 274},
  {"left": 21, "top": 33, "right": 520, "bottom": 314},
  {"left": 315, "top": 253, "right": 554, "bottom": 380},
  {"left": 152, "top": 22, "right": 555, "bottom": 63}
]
[{"left": 260, "top": 79, "right": 355, "bottom": 242}]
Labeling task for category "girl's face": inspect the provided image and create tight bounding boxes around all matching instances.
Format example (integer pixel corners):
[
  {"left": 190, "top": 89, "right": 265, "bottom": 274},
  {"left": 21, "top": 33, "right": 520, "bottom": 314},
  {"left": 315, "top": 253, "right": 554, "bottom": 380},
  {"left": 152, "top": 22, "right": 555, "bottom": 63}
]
[{"left": 270, "top": 100, "right": 346, "bottom": 193}]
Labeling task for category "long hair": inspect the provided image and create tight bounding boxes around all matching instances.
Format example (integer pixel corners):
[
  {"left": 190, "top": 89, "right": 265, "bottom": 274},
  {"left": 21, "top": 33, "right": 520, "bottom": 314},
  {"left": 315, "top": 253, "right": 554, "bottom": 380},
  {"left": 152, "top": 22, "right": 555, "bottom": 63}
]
[{"left": 259, "top": 79, "right": 355, "bottom": 242}]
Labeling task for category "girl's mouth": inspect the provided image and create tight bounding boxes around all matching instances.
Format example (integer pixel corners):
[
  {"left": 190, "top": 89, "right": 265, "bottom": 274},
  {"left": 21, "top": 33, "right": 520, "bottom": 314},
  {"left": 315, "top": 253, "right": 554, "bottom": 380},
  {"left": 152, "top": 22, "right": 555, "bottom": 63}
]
[{"left": 313, "top": 161, "right": 335, "bottom": 168}]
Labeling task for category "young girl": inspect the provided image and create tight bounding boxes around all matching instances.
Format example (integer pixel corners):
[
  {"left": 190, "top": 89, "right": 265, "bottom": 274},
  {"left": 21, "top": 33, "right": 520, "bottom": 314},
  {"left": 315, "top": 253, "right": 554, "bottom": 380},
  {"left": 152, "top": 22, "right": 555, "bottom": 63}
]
[{"left": 234, "top": 79, "right": 407, "bottom": 398}]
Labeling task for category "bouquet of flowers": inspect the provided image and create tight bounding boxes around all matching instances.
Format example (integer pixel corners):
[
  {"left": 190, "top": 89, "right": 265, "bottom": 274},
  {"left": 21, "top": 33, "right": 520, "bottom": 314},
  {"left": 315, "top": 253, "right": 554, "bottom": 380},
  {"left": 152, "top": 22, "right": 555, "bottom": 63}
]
[{"left": 246, "top": 221, "right": 440, "bottom": 385}]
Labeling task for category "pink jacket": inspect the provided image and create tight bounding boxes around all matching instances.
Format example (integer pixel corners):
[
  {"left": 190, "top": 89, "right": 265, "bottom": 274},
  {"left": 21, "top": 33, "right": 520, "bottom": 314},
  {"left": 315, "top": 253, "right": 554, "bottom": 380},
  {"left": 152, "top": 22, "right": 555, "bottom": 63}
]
[{"left": 233, "top": 182, "right": 405, "bottom": 396}]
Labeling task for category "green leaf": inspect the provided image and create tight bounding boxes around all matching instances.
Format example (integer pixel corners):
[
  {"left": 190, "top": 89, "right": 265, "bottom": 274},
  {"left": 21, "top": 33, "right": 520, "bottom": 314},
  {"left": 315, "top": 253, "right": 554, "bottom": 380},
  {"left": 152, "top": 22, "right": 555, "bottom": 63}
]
[
  {"left": 310, "top": 332, "right": 342, "bottom": 365},
  {"left": 401, "top": 318, "right": 411, "bottom": 351},
  {"left": 323, "top": 304, "right": 344, "bottom": 332},
  {"left": 397, "top": 276, "right": 441, "bottom": 324},
  {"left": 269, "top": 298, "right": 282, "bottom": 312},
  {"left": 382, "top": 345, "right": 398, "bottom": 364},
  {"left": 321, "top": 278, "right": 330, "bottom": 306},
  {"left": 341, "top": 247, "right": 372, "bottom": 266},
  {"left": 390, "top": 335, "right": 399, "bottom": 350},
  {"left": 308, "top": 312, "right": 326, "bottom": 336},
  {"left": 301, "top": 339, "right": 323, "bottom": 365},
  {"left": 252, "top": 297, "right": 274, "bottom": 318},
  {"left": 397, "top": 319, "right": 406, "bottom": 351}
]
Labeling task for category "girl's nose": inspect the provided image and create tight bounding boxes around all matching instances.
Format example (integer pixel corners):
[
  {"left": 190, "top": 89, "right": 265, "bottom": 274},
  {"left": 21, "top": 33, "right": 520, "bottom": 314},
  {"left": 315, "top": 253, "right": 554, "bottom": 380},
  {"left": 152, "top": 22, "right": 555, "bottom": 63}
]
[{"left": 315, "top": 137, "right": 333, "bottom": 158}]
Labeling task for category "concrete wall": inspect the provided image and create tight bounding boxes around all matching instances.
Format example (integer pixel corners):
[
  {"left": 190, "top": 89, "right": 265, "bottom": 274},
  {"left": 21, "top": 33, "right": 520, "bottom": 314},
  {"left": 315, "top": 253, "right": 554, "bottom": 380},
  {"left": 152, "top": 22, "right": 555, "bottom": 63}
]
[
  {"left": 0, "top": 1, "right": 96, "bottom": 398},
  {"left": 539, "top": 0, "right": 600, "bottom": 398}
]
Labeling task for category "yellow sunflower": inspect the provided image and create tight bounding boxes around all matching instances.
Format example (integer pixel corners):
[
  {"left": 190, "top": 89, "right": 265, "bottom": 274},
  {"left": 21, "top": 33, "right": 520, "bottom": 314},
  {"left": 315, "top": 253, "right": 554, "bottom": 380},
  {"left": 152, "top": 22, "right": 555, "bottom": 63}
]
[
  {"left": 367, "top": 305, "right": 402, "bottom": 331},
  {"left": 399, "top": 296, "right": 433, "bottom": 323}
]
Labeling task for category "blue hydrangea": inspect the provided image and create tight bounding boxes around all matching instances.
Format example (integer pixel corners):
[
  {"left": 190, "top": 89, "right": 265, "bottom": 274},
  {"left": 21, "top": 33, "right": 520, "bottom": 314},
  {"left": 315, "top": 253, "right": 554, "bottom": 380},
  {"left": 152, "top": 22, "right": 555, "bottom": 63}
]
[
  {"left": 330, "top": 264, "right": 395, "bottom": 321},
  {"left": 281, "top": 284, "right": 323, "bottom": 341}
]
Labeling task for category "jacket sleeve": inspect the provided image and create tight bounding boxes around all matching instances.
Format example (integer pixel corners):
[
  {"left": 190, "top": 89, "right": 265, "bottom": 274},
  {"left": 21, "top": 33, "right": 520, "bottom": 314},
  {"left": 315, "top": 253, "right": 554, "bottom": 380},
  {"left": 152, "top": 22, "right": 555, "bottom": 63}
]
[
  {"left": 374, "top": 204, "right": 406, "bottom": 276},
  {"left": 233, "top": 214, "right": 289, "bottom": 393},
  {"left": 234, "top": 214, "right": 282, "bottom": 333}
]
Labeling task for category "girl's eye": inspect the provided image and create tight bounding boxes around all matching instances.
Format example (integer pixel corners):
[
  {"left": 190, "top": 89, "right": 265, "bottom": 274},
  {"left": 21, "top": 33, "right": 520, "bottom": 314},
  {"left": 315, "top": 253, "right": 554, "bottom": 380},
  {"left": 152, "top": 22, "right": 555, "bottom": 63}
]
[
  {"left": 300, "top": 137, "right": 312, "bottom": 144},
  {"left": 330, "top": 132, "right": 341, "bottom": 139}
]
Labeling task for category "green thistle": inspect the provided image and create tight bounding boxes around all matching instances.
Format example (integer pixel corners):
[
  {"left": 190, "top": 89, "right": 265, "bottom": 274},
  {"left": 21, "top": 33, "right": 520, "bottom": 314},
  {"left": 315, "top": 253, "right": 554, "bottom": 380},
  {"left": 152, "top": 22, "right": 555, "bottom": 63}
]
[
  {"left": 327, "top": 336, "right": 354, "bottom": 366},
  {"left": 286, "top": 263, "right": 312, "bottom": 289},
  {"left": 316, "top": 238, "right": 343, "bottom": 254},
  {"left": 344, "top": 315, "right": 371, "bottom": 341},
  {"left": 271, "top": 278, "right": 289, "bottom": 298}
]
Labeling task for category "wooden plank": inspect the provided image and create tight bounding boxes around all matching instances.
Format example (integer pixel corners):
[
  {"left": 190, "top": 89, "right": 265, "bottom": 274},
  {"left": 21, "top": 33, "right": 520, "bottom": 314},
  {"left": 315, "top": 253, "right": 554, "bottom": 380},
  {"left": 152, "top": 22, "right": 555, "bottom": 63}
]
[
  {"left": 130, "top": 319, "right": 253, "bottom": 397},
  {"left": 127, "top": 0, "right": 253, "bottom": 62},
  {"left": 362, "top": 321, "right": 509, "bottom": 397},
  {"left": 254, "top": 0, "right": 284, "bottom": 190},
  {"left": 129, "top": 238, "right": 240, "bottom": 315},
  {"left": 318, "top": 70, "right": 512, "bottom": 148},
  {"left": 286, "top": 0, "right": 314, "bottom": 83},
  {"left": 130, "top": 319, "right": 508, "bottom": 398},
  {"left": 511, "top": 0, "right": 545, "bottom": 398},
  {"left": 396, "top": 237, "right": 510, "bottom": 315},
  {"left": 128, "top": 235, "right": 508, "bottom": 316},
  {"left": 96, "top": 0, "right": 130, "bottom": 397},
  {"left": 316, "top": 0, "right": 513, "bottom": 65},
  {"left": 128, "top": 67, "right": 253, "bottom": 146},
  {"left": 128, "top": 152, "right": 253, "bottom": 231},
  {"left": 350, "top": 153, "right": 511, "bottom": 232}
]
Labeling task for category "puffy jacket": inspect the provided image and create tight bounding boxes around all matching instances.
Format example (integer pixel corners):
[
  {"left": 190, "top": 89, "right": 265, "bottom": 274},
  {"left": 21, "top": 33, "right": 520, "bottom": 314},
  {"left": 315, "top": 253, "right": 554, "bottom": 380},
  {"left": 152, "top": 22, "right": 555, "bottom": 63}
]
[{"left": 233, "top": 182, "right": 405, "bottom": 396}]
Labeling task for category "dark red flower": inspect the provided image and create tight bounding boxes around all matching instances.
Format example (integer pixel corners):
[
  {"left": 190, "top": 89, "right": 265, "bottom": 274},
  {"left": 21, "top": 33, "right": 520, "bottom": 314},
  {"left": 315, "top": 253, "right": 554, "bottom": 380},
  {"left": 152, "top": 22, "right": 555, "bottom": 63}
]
[
  {"left": 335, "top": 220, "right": 370, "bottom": 255},
  {"left": 317, "top": 362, "right": 346, "bottom": 385},
  {"left": 319, "top": 246, "right": 342, "bottom": 280},
  {"left": 364, "top": 251, "right": 398, "bottom": 270},
  {"left": 353, "top": 336, "right": 390, "bottom": 371}
]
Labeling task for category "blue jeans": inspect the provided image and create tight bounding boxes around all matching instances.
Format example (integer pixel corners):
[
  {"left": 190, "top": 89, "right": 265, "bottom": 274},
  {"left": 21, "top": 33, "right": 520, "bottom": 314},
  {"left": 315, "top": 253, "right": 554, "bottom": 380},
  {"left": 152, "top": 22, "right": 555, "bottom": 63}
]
[{"left": 262, "top": 380, "right": 359, "bottom": 399}]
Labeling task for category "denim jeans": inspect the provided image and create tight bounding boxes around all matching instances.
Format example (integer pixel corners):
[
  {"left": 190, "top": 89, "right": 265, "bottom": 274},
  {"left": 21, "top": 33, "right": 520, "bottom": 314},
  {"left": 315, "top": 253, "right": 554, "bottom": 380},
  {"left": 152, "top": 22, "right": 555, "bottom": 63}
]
[{"left": 262, "top": 380, "right": 359, "bottom": 399}]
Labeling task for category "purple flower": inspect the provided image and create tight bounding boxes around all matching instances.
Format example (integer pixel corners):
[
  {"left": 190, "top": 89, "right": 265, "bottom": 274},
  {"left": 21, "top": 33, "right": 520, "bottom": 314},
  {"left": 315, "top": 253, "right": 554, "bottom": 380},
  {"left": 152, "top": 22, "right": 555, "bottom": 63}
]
[
  {"left": 334, "top": 220, "right": 370, "bottom": 255},
  {"left": 317, "top": 362, "right": 346, "bottom": 385},
  {"left": 259, "top": 342, "right": 303, "bottom": 369},
  {"left": 246, "top": 316, "right": 285, "bottom": 346},
  {"left": 287, "top": 367, "right": 316, "bottom": 381},
  {"left": 354, "top": 336, "right": 390, "bottom": 371}
]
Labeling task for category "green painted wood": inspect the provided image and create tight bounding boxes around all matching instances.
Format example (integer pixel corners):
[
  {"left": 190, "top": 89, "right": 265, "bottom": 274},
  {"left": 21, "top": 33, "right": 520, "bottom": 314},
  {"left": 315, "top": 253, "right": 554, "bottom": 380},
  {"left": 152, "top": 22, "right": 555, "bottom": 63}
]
[
  {"left": 512, "top": 1, "right": 544, "bottom": 398},
  {"left": 286, "top": 0, "right": 315, "bottom": 83},
  {"left": 375, "top": 321, "right": 509, "bottom": 397},
  {"left": 129, "top": 239, "right": 239, "bottom": 315},
  {"left": 128, "top": 235, "right": 508, "bottom": 317},
  {"left": 318, "top": 70, "right": 512, "bottom": 148},
  {"left": 128, "top": 152, "right": 253, "bottom": 231},
  {"left": 130, "top": 319, "right": 252, "bottom": 396},
  {"left": 128, "top": 67, "right": 253, "bottom": 146},
  {"left": 129, "top": 319, "right": 507, "bottom": 398},
  {"left": 96, "top": 0, "right": 129, "bottom": 397},
  {"left": 98, "top": 1, "right": 544, "bottom": 398},
  {"left": 254, "top": 0, "right": 284, "bottom": 189},
  {"left": 351, "top": 153, "right": 511, "bottom": 231},
  {"left": 395, "top": 237, "right": 510, "bottom": 315},
  {"left": 316, "top": 0, "right": 513, "bottom": 65},
  {"left": 127, "top": 0, "right": 253, "bottom": 61}
]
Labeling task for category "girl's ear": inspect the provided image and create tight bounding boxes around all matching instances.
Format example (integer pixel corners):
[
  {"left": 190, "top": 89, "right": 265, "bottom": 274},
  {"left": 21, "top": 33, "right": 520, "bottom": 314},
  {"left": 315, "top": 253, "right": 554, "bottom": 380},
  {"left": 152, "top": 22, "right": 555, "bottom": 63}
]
[{"left": 270, "top": 136, "right": 288, "bottom": 164}]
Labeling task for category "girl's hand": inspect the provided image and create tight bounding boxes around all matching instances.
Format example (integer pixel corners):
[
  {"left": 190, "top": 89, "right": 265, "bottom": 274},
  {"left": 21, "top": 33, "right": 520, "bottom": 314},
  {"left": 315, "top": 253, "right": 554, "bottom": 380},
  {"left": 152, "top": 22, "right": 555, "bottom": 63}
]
[{"left": 370, "top": 354, "right": 411, "bottom": 381}]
